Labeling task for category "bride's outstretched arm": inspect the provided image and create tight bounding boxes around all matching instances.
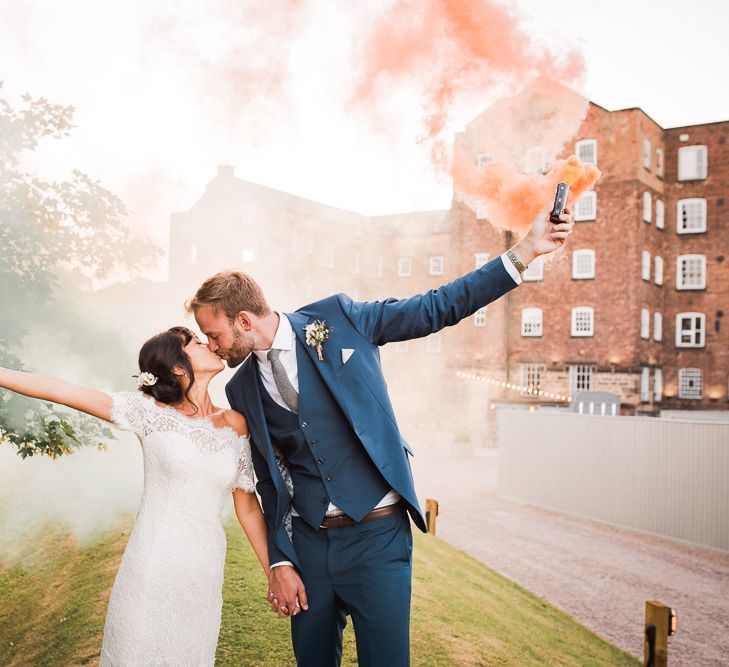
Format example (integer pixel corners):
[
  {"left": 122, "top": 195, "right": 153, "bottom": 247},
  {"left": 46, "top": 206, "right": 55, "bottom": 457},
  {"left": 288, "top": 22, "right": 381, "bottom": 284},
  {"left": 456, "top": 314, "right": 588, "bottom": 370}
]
[
  {"left": 232, "top": 489, "right": 270, "bottom": 577},
  {"left": 0, "top": 367, "right": 113, "bottom": 422}
]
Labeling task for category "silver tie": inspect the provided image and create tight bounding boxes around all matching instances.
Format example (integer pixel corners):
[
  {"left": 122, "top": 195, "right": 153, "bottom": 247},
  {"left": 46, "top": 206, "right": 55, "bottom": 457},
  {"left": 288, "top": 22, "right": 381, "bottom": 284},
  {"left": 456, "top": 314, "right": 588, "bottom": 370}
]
[{"left": 267, "top": 349, "right": 299, "bottom": 414}]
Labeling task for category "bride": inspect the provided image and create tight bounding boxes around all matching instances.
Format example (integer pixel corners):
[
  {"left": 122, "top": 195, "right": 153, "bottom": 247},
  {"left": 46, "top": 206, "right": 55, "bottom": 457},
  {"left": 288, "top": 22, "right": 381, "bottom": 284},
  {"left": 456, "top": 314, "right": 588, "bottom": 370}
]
[{"left": 0, "top": 326, "right": 268, "bottom": 665}]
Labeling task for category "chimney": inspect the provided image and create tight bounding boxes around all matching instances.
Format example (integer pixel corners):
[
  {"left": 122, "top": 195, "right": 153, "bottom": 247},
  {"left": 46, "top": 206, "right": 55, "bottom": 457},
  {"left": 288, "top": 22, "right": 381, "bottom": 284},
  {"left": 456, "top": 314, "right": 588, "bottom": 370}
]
[{"left": 217, "top": 164, "right": 235, "bottom": 178}]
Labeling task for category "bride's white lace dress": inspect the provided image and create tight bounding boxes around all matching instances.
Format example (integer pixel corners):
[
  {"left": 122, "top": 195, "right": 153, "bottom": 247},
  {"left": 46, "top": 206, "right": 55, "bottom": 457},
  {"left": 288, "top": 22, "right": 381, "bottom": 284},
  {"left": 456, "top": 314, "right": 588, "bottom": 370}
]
[{"left": 99, "top": 392, "right": 255, "bottom": 667}]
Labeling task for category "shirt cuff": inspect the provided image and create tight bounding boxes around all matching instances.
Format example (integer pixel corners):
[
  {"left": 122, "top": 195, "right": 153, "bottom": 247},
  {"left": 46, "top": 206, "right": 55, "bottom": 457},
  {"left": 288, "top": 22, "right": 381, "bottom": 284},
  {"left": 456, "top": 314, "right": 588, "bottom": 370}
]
[
  {"left": 500, "top": 252, "right": 523, "bottom": 285},
  {"left": 270, "top": 561, "right": 294, "bottom": 569}
]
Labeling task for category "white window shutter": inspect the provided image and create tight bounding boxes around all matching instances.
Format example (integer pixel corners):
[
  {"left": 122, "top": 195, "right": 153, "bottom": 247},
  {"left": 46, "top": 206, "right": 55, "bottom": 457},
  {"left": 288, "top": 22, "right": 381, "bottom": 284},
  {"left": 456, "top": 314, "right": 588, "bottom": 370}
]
[
  {"left": 643, "top": 192, "right": 652, "bottom": 222},
  {"left": 678, "top": 145, "right": 708, "bottom": 181}
]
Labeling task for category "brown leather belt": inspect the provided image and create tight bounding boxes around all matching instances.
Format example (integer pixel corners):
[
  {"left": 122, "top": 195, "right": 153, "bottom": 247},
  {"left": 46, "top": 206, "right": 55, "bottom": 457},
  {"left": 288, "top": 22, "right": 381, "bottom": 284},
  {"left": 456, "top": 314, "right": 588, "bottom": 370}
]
[{"left": 320, "top": 503, "right": 401, "bottom": 529}]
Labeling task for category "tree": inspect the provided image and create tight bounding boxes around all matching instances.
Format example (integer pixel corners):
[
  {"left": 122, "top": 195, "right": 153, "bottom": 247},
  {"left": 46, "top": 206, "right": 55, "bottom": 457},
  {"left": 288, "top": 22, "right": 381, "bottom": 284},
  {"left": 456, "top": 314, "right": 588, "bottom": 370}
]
[{"left": 0, "top": 83, "right": 160, "bottom": 457}]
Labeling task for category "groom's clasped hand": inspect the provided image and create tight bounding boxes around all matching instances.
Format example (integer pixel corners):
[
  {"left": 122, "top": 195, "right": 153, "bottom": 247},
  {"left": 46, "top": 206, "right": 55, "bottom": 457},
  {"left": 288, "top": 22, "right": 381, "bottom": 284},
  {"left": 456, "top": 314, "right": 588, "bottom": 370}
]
[{"left": 268, "top": 564, "right": 309, "bottom": 617}]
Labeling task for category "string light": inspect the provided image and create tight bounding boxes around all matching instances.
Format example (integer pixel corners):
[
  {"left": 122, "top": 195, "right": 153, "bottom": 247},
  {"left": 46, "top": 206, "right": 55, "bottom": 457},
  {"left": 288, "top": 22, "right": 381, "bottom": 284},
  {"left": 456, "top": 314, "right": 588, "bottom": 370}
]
[{"left": 455, "top": 370, "right": 572, "bottom": 402}]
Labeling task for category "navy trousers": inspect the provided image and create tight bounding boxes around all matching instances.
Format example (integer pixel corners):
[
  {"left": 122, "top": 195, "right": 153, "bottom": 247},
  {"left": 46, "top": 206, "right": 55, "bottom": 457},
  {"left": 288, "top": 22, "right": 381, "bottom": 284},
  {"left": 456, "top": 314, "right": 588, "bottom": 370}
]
[{"left": 290, "top": 509, "right": 413, "bottom": 667}]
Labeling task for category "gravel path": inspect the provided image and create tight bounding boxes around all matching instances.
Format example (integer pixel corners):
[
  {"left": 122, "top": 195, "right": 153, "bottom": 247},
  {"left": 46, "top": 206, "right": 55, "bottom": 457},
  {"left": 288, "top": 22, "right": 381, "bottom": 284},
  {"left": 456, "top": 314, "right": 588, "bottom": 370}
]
[{"left": 411, "top": 452, "right": 729, "bottom": 666}]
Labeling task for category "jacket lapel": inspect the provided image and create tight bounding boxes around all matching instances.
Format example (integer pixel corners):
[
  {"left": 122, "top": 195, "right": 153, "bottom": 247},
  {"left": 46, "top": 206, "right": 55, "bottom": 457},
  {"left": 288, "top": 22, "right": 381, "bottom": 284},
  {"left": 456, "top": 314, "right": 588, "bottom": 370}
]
[
  {"left": 287, "top": 311, "right": 354, "bottom": 424},
  {"left": 238, "top": 354, "right": 280, "bottom": 479}
]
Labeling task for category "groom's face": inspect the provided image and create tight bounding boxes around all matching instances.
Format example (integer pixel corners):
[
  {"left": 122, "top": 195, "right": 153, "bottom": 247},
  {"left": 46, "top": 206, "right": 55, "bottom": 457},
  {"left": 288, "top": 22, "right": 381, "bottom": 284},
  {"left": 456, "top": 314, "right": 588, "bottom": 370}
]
[{"left": 194, "top": 305, "right": 254, "bottom": 368}]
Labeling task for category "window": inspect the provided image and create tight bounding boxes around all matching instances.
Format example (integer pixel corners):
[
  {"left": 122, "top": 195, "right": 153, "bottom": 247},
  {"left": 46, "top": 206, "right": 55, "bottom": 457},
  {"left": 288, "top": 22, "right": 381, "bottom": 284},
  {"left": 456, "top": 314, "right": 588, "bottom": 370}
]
[
  {"left": 678, "top": 145, "right": 708, "bottom": 181},
  {"left": 372, "top": 255, "right": 383, "bottom": 278},
  {"left": 654, "top": 368, "right": 663, "bottom": 401},
  {"left": 522, "top": 257, "right": 543, "bottom": 281},
  {"left": 351, "top": 252, "right": 360, "bottom": 274},
  {"left": 571, "top": 307, "right": 594, "bottom": 337},
  {"left": 241, "top": 249, "right": 256, "bottom": 263},
  {"left": 521, "top": 307, "right": 543, "bottom": 337},
  {"left": 427, "top": 334, "right": 441, "bottom": 353},
  {"left": 474, "top": 252, "right": 490, "bottom": 269},
  {"left": 322, "top": 242, "right": 335, "bottom": 269},
  {"left": 655, "top": 199, "right": 665, "bottom": 229},
  {"left": 476, "top": 153, "right": 491, "bottom": 166},
  {"left": 474, "top": 307, "right": 487, "bottom": 327},
  {"left": 643, "top": 139, "right": 651, "bottom": 169},
  {"left": 641, "top": 308, "right": 650, "bottom": 339},
  {"left": 656, "top": 148, "right": 664, "bottom": 177},
  {"left": 398, "top": 257, "right": 412, "bottom": 277},
  {"left": 676, "top": 254, "right": 706, "bottom": 289},
  {"left": 395, "top": 341, "right": 409, "bottom": 353},
  {"left": 640, "top": 367, "right": 650, "bottom": 402},
  {"left": 653, "top": 312, "right": 663, "bottom": 341},
  {"left": 642, "top": 250, "right": 651, "bottom": 281},
  {"left": 190, "top": 245, "right": 198, "bottom": 265},
  {"left": 572, "top": 249, "right": 595, "bottom": 279},
  {"left": 678, "top": 368, "right": 703, "bottom": 399},
  {"left": 569, "top": 364, "right": 594, "bottom": 393},
  {"left": 520, "top": 364, "right": 545, "bottom": 395},
  {"left": 575, "top": 139, "right": 597, "bottom": 166},
  {"left": 475, "top": 199, "right": 488, "bottom": 220},
  {"left": 575, "top": 191, "right": 597, "bottom": 221},
  {"left": 677, "top": 198, "right": 707, "bottom": 233},
  {"left": 643, "top": 191, "right": 652, "bottom": 222},
  {"left": 654, "top": 256, "right": 664, "bottom": 285},
  {"left": 675, "top": 312, "right": 705, "bottom": 348},
  {"left": 429, "top": 256, "right": 444, "bottom": 276}
]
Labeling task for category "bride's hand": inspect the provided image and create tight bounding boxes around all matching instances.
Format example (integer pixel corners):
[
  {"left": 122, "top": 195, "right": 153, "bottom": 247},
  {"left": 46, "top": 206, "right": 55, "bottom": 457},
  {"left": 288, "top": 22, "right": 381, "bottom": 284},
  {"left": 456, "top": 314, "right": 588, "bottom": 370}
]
[{"left": 268, "top": 565, "right": 308, "bottom": 617}]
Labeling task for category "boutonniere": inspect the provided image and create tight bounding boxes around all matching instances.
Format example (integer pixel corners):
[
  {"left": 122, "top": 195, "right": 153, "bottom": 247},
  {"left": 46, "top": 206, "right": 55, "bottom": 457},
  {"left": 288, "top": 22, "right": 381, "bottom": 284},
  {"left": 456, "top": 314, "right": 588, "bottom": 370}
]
[{"left": 304, "top": 320, "right": 332, "bottom": 361}]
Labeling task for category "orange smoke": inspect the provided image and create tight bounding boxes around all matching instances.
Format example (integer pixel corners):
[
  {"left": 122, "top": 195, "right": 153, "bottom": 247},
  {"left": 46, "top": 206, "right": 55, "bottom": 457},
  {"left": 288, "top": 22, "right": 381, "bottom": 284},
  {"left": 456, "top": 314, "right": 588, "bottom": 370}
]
[
  {"left": 454, "top": 152, "right": 600, "bottom": 235},
  {"left": 354, "top": 0, "right": 586, "bottom": 170}
]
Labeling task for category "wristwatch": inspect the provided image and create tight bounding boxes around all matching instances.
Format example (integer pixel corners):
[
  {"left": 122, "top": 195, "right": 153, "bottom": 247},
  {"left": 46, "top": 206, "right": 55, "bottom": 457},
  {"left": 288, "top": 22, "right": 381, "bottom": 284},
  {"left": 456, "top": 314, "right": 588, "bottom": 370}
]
[{"left": 506, "top": 249, "right": 528, "bottom": 274}]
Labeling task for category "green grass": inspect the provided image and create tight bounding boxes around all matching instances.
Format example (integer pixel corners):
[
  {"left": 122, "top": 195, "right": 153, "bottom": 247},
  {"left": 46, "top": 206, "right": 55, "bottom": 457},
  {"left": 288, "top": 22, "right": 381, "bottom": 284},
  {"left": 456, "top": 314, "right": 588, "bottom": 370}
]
[{"left": 0, "top": 521, "right": 638, "bottom": 666}]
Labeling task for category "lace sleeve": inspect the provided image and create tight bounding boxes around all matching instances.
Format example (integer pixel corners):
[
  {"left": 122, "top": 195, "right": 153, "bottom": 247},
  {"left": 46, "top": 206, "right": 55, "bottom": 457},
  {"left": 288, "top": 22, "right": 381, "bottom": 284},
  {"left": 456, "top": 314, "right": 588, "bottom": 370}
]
[
  {"left": 233, "top": 436, "right": 256, "bottom": 493},
  {"left": 109, "top": 392, "right": 150, "bottom": 436}
]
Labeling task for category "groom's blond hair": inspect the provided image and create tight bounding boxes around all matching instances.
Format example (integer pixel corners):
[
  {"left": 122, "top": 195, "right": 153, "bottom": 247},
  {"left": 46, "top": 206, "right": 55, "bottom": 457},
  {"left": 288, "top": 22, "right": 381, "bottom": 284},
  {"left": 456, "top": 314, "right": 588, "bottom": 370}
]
[{"left": 185, "top": 271, "right": 271, "bottom": 319}]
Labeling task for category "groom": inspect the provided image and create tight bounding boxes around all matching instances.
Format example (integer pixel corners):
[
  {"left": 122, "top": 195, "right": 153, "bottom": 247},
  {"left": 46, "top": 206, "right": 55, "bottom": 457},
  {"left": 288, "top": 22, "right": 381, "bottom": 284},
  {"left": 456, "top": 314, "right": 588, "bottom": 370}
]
[{"left": 188, "top": 208, "right": 573, "bottom": 666}]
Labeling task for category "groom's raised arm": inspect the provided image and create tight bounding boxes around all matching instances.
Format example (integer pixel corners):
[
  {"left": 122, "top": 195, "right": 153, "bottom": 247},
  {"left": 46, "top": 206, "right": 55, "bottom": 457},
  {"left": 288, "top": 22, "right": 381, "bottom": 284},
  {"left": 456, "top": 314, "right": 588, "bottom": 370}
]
[
  {"left": 340, "top": 209, "right": 575, "bottom": 345},
  {"left": 340, "top": 254, "right": 520, "bottom": 346}
]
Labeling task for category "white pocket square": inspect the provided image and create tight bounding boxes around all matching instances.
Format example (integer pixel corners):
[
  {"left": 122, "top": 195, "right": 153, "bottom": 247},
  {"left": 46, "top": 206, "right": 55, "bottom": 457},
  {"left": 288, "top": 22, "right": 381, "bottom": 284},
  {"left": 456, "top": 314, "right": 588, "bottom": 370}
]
[{"left": 341, "top": 348, "right": 355, "bottom": 364}]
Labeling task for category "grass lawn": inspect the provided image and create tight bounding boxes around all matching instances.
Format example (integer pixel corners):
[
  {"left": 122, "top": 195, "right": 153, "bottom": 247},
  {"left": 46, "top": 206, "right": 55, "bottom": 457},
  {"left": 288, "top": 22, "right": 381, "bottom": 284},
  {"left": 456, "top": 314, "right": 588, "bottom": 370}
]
[{"left": 0, "top": 520, "right": 639, "bottom": 666}]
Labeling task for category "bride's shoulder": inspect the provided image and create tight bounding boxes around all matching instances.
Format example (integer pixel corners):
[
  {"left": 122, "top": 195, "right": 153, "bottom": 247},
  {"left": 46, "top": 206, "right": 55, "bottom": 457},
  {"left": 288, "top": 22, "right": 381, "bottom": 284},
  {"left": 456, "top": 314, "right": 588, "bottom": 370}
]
[{"left": 219, "top": 409, "right": 249, "bottom": 437}]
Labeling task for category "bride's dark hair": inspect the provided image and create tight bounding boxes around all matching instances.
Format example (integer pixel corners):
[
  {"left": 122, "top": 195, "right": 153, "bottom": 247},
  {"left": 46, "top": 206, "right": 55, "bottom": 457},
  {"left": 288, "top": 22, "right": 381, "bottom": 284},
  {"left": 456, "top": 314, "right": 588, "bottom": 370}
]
[{"left": 137, "top": 326, "right": 197, "bottom": 411}]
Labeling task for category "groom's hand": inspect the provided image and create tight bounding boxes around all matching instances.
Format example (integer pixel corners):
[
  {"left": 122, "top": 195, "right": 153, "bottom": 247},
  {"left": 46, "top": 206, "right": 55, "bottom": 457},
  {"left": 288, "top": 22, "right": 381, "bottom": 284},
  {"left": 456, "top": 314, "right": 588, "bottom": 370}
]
[
  {"left": 268, "top": 565, "right": 308, "bottom": 617},
  {"left": 510, "top": 206, "right": 575, "bottom": 268}
]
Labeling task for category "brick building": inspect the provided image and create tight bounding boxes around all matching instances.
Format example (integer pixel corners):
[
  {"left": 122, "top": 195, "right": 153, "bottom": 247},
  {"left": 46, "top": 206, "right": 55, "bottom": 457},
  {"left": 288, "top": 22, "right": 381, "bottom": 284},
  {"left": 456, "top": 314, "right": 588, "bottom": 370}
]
[{"left": 168, "top": 98, "right": 728, "bottom": 429}]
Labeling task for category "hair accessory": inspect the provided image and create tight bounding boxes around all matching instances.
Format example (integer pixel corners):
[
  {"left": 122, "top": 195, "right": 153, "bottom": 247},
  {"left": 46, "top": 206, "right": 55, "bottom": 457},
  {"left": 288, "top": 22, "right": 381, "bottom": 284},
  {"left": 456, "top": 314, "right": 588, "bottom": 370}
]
[{"left": 134, "top": 372, "right": 158, "bottom": 388}]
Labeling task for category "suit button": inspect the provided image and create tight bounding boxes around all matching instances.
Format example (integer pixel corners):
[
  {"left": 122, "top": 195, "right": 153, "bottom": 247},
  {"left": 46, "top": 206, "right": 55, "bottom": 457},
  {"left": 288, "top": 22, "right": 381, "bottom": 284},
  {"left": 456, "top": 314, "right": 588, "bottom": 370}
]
[
  {"left": 311, "top": 440, "right": 318, "bottom": 446},
  {"left": 301, "top": 421, "right": 308, "bottom": 428},
  {"left": 317, "top": 458, "right": 325, "bottom": 465},
  {"left": 326, "top": 476, "right": 332, "bottom": 481}
]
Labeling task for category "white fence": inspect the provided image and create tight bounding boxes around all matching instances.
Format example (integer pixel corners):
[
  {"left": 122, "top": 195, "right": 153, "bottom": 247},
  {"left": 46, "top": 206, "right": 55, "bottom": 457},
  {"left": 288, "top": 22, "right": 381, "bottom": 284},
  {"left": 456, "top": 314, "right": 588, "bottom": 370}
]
[{"left": 498, "top": 410, "right": 729, "bottom": 553}]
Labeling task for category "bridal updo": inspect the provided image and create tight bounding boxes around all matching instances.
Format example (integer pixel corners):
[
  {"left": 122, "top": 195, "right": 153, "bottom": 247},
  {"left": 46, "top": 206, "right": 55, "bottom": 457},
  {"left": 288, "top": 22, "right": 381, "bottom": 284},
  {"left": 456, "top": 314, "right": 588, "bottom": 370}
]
[{"left": 137, "top": 326, "right": 197, "bottom": 408}]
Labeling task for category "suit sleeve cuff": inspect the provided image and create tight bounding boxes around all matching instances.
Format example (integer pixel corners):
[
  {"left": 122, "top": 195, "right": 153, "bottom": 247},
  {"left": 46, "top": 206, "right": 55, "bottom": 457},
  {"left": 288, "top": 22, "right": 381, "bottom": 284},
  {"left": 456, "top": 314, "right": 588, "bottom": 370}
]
[
  {"left": 500, "top": 253, "right": 523, "bottom": 285},
  {"left": 270, "top": 561, "right": 294, "bottom": 568}
]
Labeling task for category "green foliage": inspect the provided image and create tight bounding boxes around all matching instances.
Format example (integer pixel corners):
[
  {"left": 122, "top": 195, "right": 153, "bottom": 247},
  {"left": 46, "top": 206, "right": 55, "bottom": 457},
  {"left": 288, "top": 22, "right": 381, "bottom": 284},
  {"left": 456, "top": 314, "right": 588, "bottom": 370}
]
[
  {"left": 0, "top": 82, "right": 160, "bottom": 457},
  {"left": 0, "top": 522, "right": 639, "bottom": 666}
]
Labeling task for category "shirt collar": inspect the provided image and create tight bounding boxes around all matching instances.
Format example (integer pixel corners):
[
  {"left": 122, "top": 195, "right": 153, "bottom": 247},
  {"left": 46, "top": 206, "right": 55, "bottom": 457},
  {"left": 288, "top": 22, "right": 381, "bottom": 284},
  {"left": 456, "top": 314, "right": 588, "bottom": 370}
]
[{"left": 253, "top": 312, "right": 294, "bottom": 364}]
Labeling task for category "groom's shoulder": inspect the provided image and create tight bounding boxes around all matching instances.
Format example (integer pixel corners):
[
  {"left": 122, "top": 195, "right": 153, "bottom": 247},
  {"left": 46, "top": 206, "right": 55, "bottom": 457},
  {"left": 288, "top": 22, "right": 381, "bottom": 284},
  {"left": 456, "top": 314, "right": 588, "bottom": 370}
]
[{"left": 295, "top": 293, "right": 350, "bottom": 318}]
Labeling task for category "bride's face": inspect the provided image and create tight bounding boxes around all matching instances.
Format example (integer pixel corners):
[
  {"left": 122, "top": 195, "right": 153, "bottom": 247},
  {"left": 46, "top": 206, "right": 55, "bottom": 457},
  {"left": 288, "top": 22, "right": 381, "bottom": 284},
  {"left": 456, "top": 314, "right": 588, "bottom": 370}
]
[{"left": 183, "top": 335, "right": 225, "bottom": 374}]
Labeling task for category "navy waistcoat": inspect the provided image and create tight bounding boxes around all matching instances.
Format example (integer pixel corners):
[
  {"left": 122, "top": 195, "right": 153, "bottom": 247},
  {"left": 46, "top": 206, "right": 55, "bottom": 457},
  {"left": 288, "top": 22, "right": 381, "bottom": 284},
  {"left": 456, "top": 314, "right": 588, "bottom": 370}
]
[{"left": 256, "top": 343, "right": 390, "bottom": 529}]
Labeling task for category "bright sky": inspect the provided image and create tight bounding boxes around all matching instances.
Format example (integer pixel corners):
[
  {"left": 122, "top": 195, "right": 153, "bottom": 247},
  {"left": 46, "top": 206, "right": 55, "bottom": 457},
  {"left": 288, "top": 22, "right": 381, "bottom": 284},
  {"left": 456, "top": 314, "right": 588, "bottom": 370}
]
[{"left": 2, "top": 0, "right": 727, "bottom": 276}]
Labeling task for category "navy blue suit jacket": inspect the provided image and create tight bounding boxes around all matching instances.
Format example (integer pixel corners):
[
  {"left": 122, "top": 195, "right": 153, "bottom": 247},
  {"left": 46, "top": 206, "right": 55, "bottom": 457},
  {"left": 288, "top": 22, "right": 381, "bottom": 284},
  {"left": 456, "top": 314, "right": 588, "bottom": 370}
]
[{"left": 225, "top": 256, "right": 518, "bottom": 568}]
